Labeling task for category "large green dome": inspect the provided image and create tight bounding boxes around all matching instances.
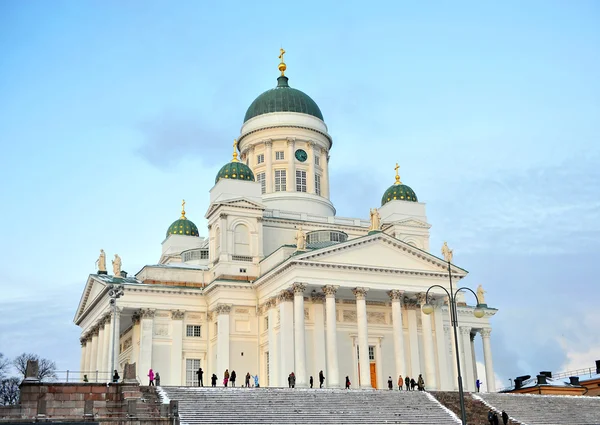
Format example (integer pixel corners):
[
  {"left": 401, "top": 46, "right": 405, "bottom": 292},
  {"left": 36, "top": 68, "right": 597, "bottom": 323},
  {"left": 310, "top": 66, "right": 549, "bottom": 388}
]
[
  {"left": 215, "top": 161, "right": 255, "bottom": 184},
  {"left": 166, "top": 218, "right": 199, "bottom": 238},
  {"left": 381, "top": 183, "right": 418, "bottom": 205},
  {"left": 244, "top": 76, "right": 324, "bottom": 123}
]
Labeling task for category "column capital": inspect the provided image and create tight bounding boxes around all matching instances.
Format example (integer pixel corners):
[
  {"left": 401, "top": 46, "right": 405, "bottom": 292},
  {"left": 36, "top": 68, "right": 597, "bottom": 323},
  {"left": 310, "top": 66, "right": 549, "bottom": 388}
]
[
  {"left": 480, "top": 328, "right": 492, "bottom": 338},
  {"left": 307, "top": 140, "right": 316, "bottom": 148},
  {"left": 292, "top": 283, "right": 307, "bottom": 294},
  {"left": 311, "top": 293, "right": 325, "bottom": 304},
  {"left": 286, "top": 137, "right": 296, "bottom": 146},
  {"left": 322, "top": 285, "right": 338, "bottom": 297},
  {"left": 140, "top": 308, "right": 156, "bottom": 319},
  {"left": 215, "top": 304, "right": 232, "bottom": 315},
  {"left": 132, "top": 311, "right": 141, "bottom": 324},
  {"left": 219, "top": 213, "right": 228, "bottom": 219},
  {"left": 387, "top": 289, "right": 404, "bottom": 301},
  {"left": 171, "top": 309, "right": 185, "bottom": 320},
  {"left": 80, "top": 337, "right": 87, "bottom": 346},
  {"left": 103, "top": 311, "right": 112, "bottom": 323},
  {"left": 459, "top": 326, "right": 471, "bottom": 335},
  {"left": 278, "top": 289, "right": 294, "bottom": 302},
  {"left": 91, "top": 325, "right": 100, "bottom": 336},
  {"left": 97, "top": 317, "right": 106, "bottom": 327},
  {"left": 443, "top": 325, "right": 452, "bottom": 334},
  {"left": 352, "top": 287, "right": 369, "bottom": 300},
  {"left": 264, "top": 139, "right": 273, "bottom": 147}
]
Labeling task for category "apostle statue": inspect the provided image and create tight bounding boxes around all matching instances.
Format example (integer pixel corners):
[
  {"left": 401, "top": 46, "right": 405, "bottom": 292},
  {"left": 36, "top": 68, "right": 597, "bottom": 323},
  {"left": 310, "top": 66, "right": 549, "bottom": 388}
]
[
  {"left": 295, "top": 226, "right": 307, "bottom": 251},
  {"left": 95, "top": 249, "right": 107, "bottom": 273},
  {"left": 112, "top": 254, "right": 122, "bottom": 278},
  {"left": 477, "top": 284, "right": 487, "bottom": 305},
  {"left": 369, "top": 208, "right": 381, "bottom": 232},
  {"left": 441, "top": 242, "right": 453, "bottom": 263}
]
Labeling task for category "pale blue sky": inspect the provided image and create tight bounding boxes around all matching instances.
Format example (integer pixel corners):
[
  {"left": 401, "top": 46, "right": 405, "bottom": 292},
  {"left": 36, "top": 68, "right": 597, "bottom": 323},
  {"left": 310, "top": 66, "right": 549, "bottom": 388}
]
[{"left": 1, "top": 1, "right": 599, "bottom": 386}]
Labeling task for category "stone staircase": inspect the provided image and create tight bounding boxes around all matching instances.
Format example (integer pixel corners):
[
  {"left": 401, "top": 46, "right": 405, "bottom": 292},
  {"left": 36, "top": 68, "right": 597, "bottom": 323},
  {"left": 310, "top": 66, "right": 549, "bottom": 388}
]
[
  {"left": 476, "top": 393, "right": 600, "bottom": 425},
  {"left": 432, "top": 391, "right": 520, "bottom": 424},
  {"left": 158, "top": 387, "right": 461, "bottom": 424}
]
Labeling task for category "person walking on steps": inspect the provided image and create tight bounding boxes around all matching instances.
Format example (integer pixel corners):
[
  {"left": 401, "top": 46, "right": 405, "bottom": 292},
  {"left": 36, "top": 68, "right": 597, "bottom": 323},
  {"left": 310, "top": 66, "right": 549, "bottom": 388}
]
[
  {"left": 417, "top": 374, "right": 425, "bottom": 391},
  {"left": 345, "top": 376, "right": 351, "bottom": 389},
  {"left": 476, "top": 379, "right": 481, "bottom": 392},
  {"left": 196, "top": 367, "right": 204, "bottom": 387},
  {"left": 252, "top": 374, "right": 259, "bottom": 388},
  {"left": 223, "top": 369, "right": 229, "bottom": 387},
  {"left": 398, "top": 374, "right": 403, "bottom": 390},
  {"left": 309, "top": 376, "right": 313, "bottom": 388},
  {"left": 230, "top": 370, "right": 237, "bottom": 387},
  {"left": 112, "top": 370, "right": 119, "bottom": 383},
  {"left": 387, "top": 376, "right": 393, "bottom": 390},
  {"left": 211, "top": 373, "right": 217, "bottom": 387},
  {"left": 492, "top": 411, "right": 499, "bottom": 425},
  {"left": 410, "top": 378, "right": 416, "bottom": 390},
  {"left": 501, "top": 410, "right": 509, "bottom": 425},
  {"left": 405, "top": 375, "right": 410, "bottom": 391},
  {"left": 148, "top": 368, "right": 155, "bottom": 386},
  {"left": 245, "top": 372, "right": 251, "bottom": 388},
  {"left": 319, "top": 370, "right": 325, "bottom": 388},
  {"left": 290, "top": 372, "right": 296, "bottom": 388},
  {"left": 488, "top": 410, "right": 494, "bottom": 425},
  {"left": 155, "top": 372, "right": 161, "bottom": 386}
]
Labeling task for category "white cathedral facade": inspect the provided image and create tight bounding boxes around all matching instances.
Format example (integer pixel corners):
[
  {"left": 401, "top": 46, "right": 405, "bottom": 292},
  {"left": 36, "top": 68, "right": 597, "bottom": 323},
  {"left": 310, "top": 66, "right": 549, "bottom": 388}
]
[{"left": 74, "top": 53, "right": 497, "bottom": 392}]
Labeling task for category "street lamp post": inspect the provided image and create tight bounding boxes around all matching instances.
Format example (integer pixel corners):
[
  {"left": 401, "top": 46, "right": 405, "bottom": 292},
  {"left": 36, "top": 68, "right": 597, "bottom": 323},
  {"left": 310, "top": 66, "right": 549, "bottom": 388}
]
[
  {"left": 108, "top": 284, "right": 124, "bottom": 378},
  {"left": 421, "top": 256, "right": 485, "bottom": 425}
]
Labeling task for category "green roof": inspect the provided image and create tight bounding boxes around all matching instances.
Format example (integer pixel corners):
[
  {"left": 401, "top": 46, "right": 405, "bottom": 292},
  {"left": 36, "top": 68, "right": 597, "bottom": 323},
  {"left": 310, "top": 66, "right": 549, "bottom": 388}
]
[
  {"left": 381, "top": 183, "right": 418, "bottom": 206},
  {"left": 244, "top": 76, "right": 324, "bottom": 123},
  {"left": 215, "top": 161, "right": 255, "bottom": 184},
  {"left": 167, "top": 218, "right": 199, "bottom": 238}
]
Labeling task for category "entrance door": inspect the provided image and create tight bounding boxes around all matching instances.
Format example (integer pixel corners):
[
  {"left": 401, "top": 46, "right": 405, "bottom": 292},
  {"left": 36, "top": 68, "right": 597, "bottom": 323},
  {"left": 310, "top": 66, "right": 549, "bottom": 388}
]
[{"left": 370, "top": 363, "right": 377, "bottom": 388}]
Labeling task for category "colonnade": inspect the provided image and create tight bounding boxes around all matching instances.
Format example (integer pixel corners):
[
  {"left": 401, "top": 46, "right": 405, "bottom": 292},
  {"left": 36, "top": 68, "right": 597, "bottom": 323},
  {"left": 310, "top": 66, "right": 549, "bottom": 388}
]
[{"left": 79, "top": 309, "right": 118, "bottom": 379}]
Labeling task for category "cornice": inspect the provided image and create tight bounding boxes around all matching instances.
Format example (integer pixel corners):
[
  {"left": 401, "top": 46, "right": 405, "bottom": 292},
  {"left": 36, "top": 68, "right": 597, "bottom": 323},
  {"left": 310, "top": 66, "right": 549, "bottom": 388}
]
[
  {"left": 238, "top": 124, "right": 332, "bottom": 146},
  {"left": 262, "top": 217, "right": 369, "bottom": 233}
]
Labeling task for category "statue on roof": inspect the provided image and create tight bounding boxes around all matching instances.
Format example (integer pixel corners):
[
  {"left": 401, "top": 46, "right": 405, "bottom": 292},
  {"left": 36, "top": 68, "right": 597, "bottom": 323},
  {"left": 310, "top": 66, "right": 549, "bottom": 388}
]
[
  {"left": 477, "top": 284, "right": 487, "bottom": 305},
  {"left": 369, "top": 208, "right": 381, "bottom": 232},
  {"left": 295, "top": 226, "right": 306, "bottom": 251},
  {"left": 441, "top": 242, "right": 453, "bottom": 263},
  {"left": 112, "top": 254, "right": 122, "bottom": 278},
  {"left": 95, "top": 249, "right": 106, "bottom": 273}
]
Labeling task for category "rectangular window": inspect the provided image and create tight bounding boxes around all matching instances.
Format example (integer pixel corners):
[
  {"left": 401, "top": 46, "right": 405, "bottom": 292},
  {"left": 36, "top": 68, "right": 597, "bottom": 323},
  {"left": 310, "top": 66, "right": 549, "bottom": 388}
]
[
  {"left": 264, "top": 317, "right": 269, "bottom": 330},
  {"left": 315, "top": 174, "right": 321, "bottom": 196},
  {"left": 368, "top": 345, "right": 375, "bottom": 361},
  {"left": 186, "top": 358, "right": 201, "bottom": 386},
  {"left": 275, "top": 151, "right": 285, "bottom": 160},
  {"left": 296, "top": 170, "right": 307, "bottom": 192},
  {"left": 275, "top": 169, "right": 286, "bottom": 192},
  {"left": 257, "top": 172, "right": 266, "bottom": 194},
  {"left": 257, "top": 153, "right": 264, "bottom": 164},
  {"left": 315, "top": 154, "right": 320, "bottom": 166},
  {"left": 186, "top": 325, "right": 201, "bottom": 337}
]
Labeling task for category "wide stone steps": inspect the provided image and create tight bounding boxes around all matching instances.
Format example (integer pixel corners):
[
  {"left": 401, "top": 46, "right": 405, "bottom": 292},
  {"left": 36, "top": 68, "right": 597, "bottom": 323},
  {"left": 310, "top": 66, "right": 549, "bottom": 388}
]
[
  {"left": 477, "top": 393, "right": 600, "bottom": 425},
  {"left": 158, "top": 387, "right": 460, "bottom": 424}
]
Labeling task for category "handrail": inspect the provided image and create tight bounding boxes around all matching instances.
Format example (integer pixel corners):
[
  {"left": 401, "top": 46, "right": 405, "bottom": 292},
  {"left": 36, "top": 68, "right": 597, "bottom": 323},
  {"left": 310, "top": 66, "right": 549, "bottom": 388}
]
[{"left": 552, "top": 367, "right": 596, "bottom": 380}]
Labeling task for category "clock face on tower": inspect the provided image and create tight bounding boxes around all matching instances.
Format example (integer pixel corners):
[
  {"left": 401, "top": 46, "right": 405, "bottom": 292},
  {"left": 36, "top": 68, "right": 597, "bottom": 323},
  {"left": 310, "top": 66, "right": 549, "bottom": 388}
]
[{"left": 295, "top": 149, "right": 308, "bottom": 162}]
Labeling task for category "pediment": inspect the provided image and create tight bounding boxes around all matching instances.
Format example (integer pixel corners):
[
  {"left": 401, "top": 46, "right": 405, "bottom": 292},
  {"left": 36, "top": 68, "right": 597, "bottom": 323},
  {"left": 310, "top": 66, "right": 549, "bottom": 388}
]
[
  {"left": 297, "top": 233, "right": 465, "bottom": 275},
  {"left": 74, "top": 275, "right": 107, "bottom": 323},
  {"left": 205, "top": 197, "right": 265, "bottom": 219},
  {"left": 392, "top": 218, "right": 432, "bottom": 229}
]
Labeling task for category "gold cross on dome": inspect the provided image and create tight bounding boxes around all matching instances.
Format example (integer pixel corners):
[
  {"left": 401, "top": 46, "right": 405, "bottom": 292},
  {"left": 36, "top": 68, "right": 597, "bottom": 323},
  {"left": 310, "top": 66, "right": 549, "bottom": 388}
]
[
  {"left": 279, "top": 48, "right": 285, "bottom": 63},
  {"left": 181, "top": 199, "right": 186, "bottom": 219},
  {"left": 394, "top": 163, "right": 402, "bottom": 184}
]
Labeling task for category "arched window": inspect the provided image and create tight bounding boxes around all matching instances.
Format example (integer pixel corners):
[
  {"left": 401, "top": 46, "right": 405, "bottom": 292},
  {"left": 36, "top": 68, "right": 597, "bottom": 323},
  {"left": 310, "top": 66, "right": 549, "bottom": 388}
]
[
  {"left": 215, "top": 227, "right": 221, "bottom": 254},
  {"left": 234, "top": 224, "right": 250, "bottom": 256}
]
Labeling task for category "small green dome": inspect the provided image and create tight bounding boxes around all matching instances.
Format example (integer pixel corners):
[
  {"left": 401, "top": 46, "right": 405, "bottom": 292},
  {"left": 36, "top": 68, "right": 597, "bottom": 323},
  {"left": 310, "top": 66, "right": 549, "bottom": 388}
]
[
  {"left": 381, "top": 183, "right": 419, "bottom": 206},
  {"left": 166, "top": 218, "right": 199, "bottom": 238},
  {"left": 215, "top": 161, "right": 255, "bottom": 184},
  {"left": 244, "top": 76, "right": 324, "bottom": 123}
]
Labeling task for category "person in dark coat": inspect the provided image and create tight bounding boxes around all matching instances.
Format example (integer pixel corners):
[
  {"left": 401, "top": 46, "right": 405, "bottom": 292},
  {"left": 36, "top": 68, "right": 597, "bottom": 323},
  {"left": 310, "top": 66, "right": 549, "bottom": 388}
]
[
  {"left": 488, "top": 409, "right": 494, "bottom": 425},
  {"left": 112, "top": 370, "right": 119, "bottom": 383},
  {"left": 230, "top": 370, "right": 237, "bottom": 387},
  {"left": 417, "top": 374, "right": 425, "bottom": 391},
  {"left": 288, "top": 373, "right": 292, "bottom": 388},
  {"left": 211, "top": 374, "right": 217, "bottom": 387},
  {"left": 245, "top": 372, "right": 251, "bottom": 388},
  {"left": 345, "top": 376, "right": 351, "bottom": 389},
  {"left": 476, "top": 379, "right": 481, "bottom": 392},
  {"left": 410, "top": 378, "right": 416, "bottom": 390},
  {"left": 405, "top": 376, "right": 410, "bottom": 390},
  {"left": 492, "top": 411, "right": 499, "bottom": 425},
  {"left": 155, "top": 372, "right": 161, "bottom": 386},
  {"left": 501, "top": 411, "right": 509, "bottom": 425},
  {"left": 290, "top": 372, "right": 296, "bottom": 388},
  {"left": 196, "top": 368, "right": 204, "bottom": 387},
  {"left": 309, "top": 376, "right": 313, "bottom": 388},
  {"left": 387, "top": 376, "right": 393, "bottom": 390},
  {"left": 319, "top": 370, "right": 325, "bottom": 388}
]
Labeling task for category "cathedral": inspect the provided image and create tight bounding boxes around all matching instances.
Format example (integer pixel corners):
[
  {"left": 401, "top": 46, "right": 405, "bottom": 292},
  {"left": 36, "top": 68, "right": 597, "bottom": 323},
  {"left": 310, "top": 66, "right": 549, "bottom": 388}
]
[{"left": 74, "top": 51, "right": 497, "bottom": 392}]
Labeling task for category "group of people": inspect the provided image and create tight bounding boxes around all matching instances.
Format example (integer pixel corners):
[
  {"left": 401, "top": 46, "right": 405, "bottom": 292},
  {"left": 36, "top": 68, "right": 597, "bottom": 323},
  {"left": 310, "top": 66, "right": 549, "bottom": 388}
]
[
  {"left": 390, "top": 374, "right": 425, "bottom": 391},
  {"left": 216, "top": 369, "right": 260, "bottom": 388},
  {"left": 147, "top": 368, "right": 161, "bottom": 386},
  {"left": 488, "top": 409, "right": 509, "bottom": 425}
]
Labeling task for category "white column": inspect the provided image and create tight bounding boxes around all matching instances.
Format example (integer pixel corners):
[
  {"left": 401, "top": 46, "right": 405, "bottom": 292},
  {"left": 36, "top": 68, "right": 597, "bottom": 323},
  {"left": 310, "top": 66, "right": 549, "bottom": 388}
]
[
  {"left": 219, "top": 213, "right": 228, "bottom": 262},
  {"left": 388, "top": 290, "right": 406, "bottom": 381},
  {"left": 216, "top": 305, "right": 231, "bottom": 380},
  {"left": 265, "top": 140, "right": 273, "bottom": 193},
  {"left": 323, "top": 285, "right": 339, "bottom": 388},
  {"left": 481, "top": 328, "right": 496, "bottom": 392},
  {"left": 419, "top": 294, "right": 437, "bottom": 390},
  {"left": 104, "top": 314, "right": 114, "bottom": 374},
  {"left": 138, "top": 309, "right": 155, "bottom": 384},
  {"left": 353, "top": 287, "right": 370, "bottom": 389},
  {"left": 171, "top": 310, "right": 185, "bottom": 385},
  {"left": 101, "top": 315, "right": 111, "bottom": 378},
  {"left": 312, "top": 293, "right": 327, "bottom": 386},
  {"left": 96, "top": 320, "right": 105, "bottom": 375},
  {"left": 321, "top": 148, "right": 330, "bottom": 199},
  {"left": 433, "top": 306, "right": 450, "bottom": 390},
  {"left": 407, "top": 307, "right": 420, "bottom": 378},
  {"left": 267, "top": 298, "right": 278, "bottom": 387},
  {"left": 460, "top": 327, "right": 474, "bottom": 392},
  {"left": 375, "top": 338, "right": 383, "bottom": 389},
  {"left": 279, "top": 290, "right": 295, "bottom": 386},
  {"left": 445, "top": 324, "right": 459, "bottom": 390},
  {"left": 292, "top": 283, "right": 308, "bottom": 387},
  {"left": 89, "top": 327, "right": 99, "bottom": 376},
  {"left": 470, "top": 332, "right": 478, "bottom": 386},
  {"left": 80, "top": 339, "right": 87, "bottom": 380},
  {"left": 129, "top": 312, "right": 140, "bottom": 372},
  {"left": 286, "top": 138, "right": 296, "bottom": 192},
  {"left": 307, "top": 141, "right": 315, "bottom": 193}
]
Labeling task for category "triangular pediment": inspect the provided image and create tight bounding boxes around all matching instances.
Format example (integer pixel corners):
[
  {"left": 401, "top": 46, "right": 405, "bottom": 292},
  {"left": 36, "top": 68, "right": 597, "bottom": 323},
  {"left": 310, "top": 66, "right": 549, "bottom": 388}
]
[
  {"left": 392, "top": 218, "right": 432, "bottom": 229},
  {"left": 74, "top": 275, "right": 107, "bottom": 323},
  {"left": 297, "top": 233, "right": 466, "bottom": 275},
  {"left": 205, "top": 197, "right": 265, "bottom": 218}
]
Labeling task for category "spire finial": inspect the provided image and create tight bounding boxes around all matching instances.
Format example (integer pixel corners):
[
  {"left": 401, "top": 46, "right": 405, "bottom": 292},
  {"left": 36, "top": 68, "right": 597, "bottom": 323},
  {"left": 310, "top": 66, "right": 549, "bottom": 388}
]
[
  {"left": 278, "top": 48, "right": 287, "bottom": 76},
  {"left": 232, "top": 139, "right": 239, "bottom": 162},
  {"left": 394, "top": 163, "right": 402, "bottom": 185},
  {"left": 181, "top": 199, "right": 186, "bottom": 219}
]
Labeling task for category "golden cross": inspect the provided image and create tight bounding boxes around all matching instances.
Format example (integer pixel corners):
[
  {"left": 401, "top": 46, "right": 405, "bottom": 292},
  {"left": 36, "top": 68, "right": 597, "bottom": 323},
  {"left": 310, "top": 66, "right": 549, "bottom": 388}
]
[
  {"left": 279, "top": 48, "right": 286, "bottom": 63},
  {"left": 394, "top": 163, "right": 401, "bottom": 184},
  {"left": 181, "top": 199, "right": 186, "bottom": 219},
  {"left": 232, "top": 139, "right": 239, "bottom": 162}
]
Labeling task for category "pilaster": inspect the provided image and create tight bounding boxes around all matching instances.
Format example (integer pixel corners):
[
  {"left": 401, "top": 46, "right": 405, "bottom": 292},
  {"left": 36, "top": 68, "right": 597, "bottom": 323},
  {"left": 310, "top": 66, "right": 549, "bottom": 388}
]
[
  {"left": 286, "top": 138, "right": 296, "bottom": 192},
  {"left": 170, "top": 310, "right": 185, "bottom": 385},
  {"left": 266, "top": 298, "right": 278, "bottom": 386},
  {"left": 139, "top": 309, "right": 155, "bottom": 384},
  {"left": 215, "top": 304, "right": 231, "bottom": 379}
]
